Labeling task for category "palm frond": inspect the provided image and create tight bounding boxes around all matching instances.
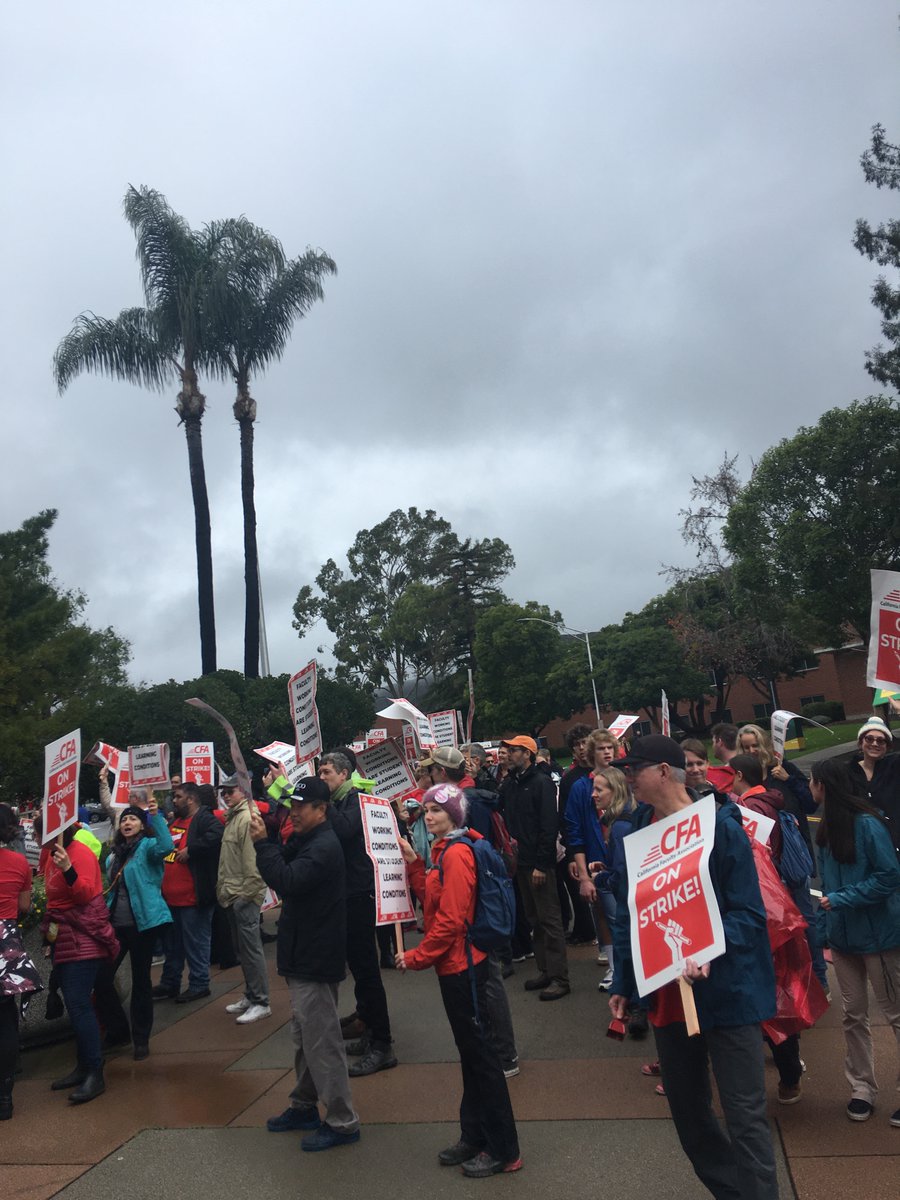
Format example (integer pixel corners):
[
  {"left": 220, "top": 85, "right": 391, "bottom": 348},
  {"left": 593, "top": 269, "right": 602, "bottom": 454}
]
[{"left": 53, "top": 307, "right": 174, "bottom": 393}]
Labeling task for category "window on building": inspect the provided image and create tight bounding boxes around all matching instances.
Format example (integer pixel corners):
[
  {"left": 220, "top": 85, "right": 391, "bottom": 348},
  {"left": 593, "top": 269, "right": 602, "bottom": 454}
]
[
  {"left": 752, "top": 703, "right": 775, "bottom": 720},
  {"left": 635, "top": 720, "right": 652, "bottom": 737},
  {"left": 800, "top": 694, "right": 825, "bottom": 707}
]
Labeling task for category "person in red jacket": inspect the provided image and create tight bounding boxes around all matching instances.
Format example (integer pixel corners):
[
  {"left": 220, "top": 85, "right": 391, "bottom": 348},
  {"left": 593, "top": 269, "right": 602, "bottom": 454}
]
[
  {"left": 43, "top": 826, "right": 118, "bottom": 1104},
  {"left": 396, "top": 783, "right": 521, "bottom": 1179}
]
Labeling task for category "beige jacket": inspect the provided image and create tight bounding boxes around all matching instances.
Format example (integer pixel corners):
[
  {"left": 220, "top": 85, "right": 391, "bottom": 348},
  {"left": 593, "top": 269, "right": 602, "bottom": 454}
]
[{"left": 216, "top": 798, "right": 266, "bottom": 907}]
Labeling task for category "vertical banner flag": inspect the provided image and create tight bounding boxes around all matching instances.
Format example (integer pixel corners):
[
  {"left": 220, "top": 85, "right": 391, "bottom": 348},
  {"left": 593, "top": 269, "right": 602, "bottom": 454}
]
[
  {"left": 360, "top": 794, "right": 415, "bottom": 924},
  {"left": 42, "top": 729, "right": 81, "bottom": 844},
  {"left": 376, "top": 698, "right": 437, "bottom": 749},
  {"left": 623, "top": 795, "right": 725, "bottom": 997},
  {"left": 357, "top": 738, "right": 417, "bottom": 798},
  {"left": 466, "top": 668, "right": 475, "bottom": 743},
  {"left": 867, "top": 569, "right": 900, "bottom": 691},
  {"left": 181, "top": 742, "right": 215, "bottom": 786},
  {"left": 735, "top": 805, "right": 775, "bottom": 846},
  {"left": 770, "top": 709, "right": 834, "bottom": 761},
  {"left": 607, "top": 714, "right": 640, "bottom": 742},
  {"left": 253, "top": 740, "right": 314, "bottom": 788},
  {"left": 289, "top": 660, "right": 323, "bottom": 765},
  {"left": 660, "top": 690, "right": 670, "bottom": 737},
  {"left": 428, "top": 710, "right": 458, "bottom": 747},
  {"left": 128, "top": 743, "right": 171, "bottom": 788}
]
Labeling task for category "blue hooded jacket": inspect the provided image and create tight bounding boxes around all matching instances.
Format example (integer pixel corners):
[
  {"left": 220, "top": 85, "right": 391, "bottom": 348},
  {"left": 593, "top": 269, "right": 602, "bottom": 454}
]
[{"left": 816, "top": 813, "right": 900, "bottom": 955}]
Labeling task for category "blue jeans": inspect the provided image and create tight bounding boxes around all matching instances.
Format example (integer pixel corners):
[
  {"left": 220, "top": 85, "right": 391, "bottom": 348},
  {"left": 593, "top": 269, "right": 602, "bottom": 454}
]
[
  {"left": 55, "top": 958, "right": 103, "bottom": 1071},
  {"left": 161, "top": 905, "right": 214, "bottom": 993}
]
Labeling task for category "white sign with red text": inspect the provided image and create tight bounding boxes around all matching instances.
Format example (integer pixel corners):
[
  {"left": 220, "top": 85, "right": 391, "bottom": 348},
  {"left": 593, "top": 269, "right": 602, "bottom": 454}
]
[
  {"left": 253, "top": 740, "right": 314, "bottom": 788},
  {"left": 736, "top": 804, "right": 775, "bottom": 847},
  {"left": 607, "top": 714, "right": 639, "bottom": 742},
  {"left": 868, "top": 569, "right": 900, "bottom": 691},
  {"left": 360, "top": 794, "right": 415, "bottom": 925},
  {"left": 128, "top": 743, "right": 171, "bottom": 788},
  {"left": 357, "top": 738, "right": 417, "bottom": 799},
  {"left": 376, "top": 698, "right": 436, "bottom": 749},
  {"left": 623, "top": 796, "right": 725, "bottom": 997},
  {"left": 366, "top": 728, "right": 388, "bottom": 745},
  {"left": 83, "top": 740, "right": 121, "bottom": 771},
  {"left": 428, "top": 709, "right": 458, "bottom": 747},
  {"left": 42, "top": 730, "right": 81, "bottom": 844},
  {"left": 289, "top": 660, "right": 323, "bottom": 764},
  {"left": 110, "top": 764, "right": 131, "bottom": 807},
  {"left": 181, "top": 741, "right": 215, "bottom": 786},
  {"left": 403, "top": 728, "right": 419, "bottom": 766}
]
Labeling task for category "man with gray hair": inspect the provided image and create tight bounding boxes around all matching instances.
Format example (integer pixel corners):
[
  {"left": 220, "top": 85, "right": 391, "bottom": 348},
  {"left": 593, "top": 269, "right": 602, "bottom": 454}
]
[
  {"left": 319, "top": 750, "right": 397, "bottom": 1077},
  {"left": 461, "top": 743, "right": 497, "bottom": 793}
]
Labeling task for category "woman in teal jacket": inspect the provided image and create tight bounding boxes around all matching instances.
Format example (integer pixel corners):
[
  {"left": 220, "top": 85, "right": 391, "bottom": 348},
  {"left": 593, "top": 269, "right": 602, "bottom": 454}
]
[
  {"left": 811, "top": 759, "right": 900, "bottom": 1127},
  {"left": 94, "top": 799, "right": 173, "bottom": 1059}
]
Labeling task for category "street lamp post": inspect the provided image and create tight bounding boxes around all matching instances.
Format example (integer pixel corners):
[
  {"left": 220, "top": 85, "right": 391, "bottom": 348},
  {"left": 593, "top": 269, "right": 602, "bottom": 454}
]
[{"left": 517, "top": 617, "right": 601, "bottom": 723}]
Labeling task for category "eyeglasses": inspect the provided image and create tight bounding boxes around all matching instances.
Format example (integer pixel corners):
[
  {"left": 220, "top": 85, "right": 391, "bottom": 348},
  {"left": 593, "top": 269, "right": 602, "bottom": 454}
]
[{"left": 862, "top": 736, "right": 888, "bottom": 746}]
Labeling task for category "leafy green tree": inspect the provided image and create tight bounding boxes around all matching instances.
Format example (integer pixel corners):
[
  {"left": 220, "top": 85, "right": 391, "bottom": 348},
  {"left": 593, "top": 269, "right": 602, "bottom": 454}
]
[
  {"left": 725, "top": 398, "right": 900, "bottom": 647},
  {"left": 293, "top": 509, "right": 513, "bottom": 696},
  {"left": 472, "top": 601, "right": 564, "bottom": 735},
  {"left": 208, "top": 225, "right": 337, "bottom": 677},
  {"left": 0, "top": 511, "right": 130, "bottom": 802},
  {"left": 854, "top": 123, "right": 900, "bottom": 391}
]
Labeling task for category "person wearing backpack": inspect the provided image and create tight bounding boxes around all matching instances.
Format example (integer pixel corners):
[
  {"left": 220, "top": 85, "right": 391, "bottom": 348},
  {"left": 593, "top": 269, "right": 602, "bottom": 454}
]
[{"left": 396, "top": 783, "right": 521, "bottom": 1179}]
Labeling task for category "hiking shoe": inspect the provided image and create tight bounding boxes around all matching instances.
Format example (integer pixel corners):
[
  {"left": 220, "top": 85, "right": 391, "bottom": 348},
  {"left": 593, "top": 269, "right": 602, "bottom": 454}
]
[
  {"left": 524, "top": 974, "right": 551, "bottom": 992},
  {"left": 301, "top": 1123, "right": 360, "bottom": 1151},
  {"left": 267, "top": 1105, "right": 321, "bottom": 1132},
  {"left": 348, "top": 1043, "right": 397, "bottom": 1076},
  {"left": 235, "top": 1003, "right": 271, "bottom": 1025},
  {"left": 847, "top": 1098, "right": 874, "bottom": 1121},
  {"left": 438, "top": 1141, "right": 481, "bottom": 1166},
  {"left": 151, "top": 984, "right": 178, "bottom": 1000},
  {"left": 890, "top": 1108, "right": 900, "bottom": 1128},
  {"left": 344, "top": 1036, "right": 370, "bottom": 1057},
  {"left": 539, "top": 981, "right": 570, "bottom": 1001},
  {"left": 176, "top": 988, "right": 211, "bottom": 1004},
  {"left": 460, "top": 1151, "right": 523, "bottom": 1177},
  {"left": 225, "top": 997, "right": 251, "bottom": 1014},
  {"left": 778, "top": 1083, "right": 802, "bottom": 1105}
]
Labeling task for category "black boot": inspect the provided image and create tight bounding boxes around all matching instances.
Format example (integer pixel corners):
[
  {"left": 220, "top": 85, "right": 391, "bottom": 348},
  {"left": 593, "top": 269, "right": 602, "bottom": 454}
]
[
  {"left": 51, "top": 1064, "right": 87, "bottom": 1091},
  {"left": 69, "top": 1068, "right": 105, "bottom": 1105},
  {"left": 0, "top": 1075, "right": 13, "bottom": 1120}
]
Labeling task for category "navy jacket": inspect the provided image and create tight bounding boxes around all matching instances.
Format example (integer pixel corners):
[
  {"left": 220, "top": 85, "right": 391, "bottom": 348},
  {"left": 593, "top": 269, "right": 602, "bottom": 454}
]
[
  {"left": 612, "top": 800, "right": 776, "bottom": 1031},
  {"left": 500, "top": 764, "right": 559, "bottom": 871}
]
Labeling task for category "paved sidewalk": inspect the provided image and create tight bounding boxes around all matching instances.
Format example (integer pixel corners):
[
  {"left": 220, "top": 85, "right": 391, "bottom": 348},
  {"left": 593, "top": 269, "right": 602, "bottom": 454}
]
[{"left": 3, "top": 924, "right": 898, "bottom": 1199}]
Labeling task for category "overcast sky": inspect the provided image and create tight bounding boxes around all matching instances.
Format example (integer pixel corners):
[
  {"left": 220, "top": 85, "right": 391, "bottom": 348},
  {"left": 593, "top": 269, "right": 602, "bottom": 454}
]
[{"left": 2, "top": 2, "right": 898, "bottom": 687}]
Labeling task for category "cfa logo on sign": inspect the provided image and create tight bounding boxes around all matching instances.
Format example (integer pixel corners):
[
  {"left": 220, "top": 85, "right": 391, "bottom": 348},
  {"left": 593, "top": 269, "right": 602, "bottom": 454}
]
[{"left": 659, "top": 811, "right": 702, "bottom": 856}]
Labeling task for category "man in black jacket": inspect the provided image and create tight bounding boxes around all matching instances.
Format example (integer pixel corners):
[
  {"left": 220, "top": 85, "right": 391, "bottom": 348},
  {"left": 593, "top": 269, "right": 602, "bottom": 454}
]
[
  {"left": 501, "top": 736, "right": 570, "bottom": 1000},
  {"left": 154, "top": 781, "right": 223, "bottom": 1003},
  {"left": 250, "top": 776, "right": 361, "bottom": 1152}
]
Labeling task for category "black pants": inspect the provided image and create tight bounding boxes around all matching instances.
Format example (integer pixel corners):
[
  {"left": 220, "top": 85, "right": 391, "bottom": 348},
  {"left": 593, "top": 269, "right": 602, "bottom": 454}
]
[
  {"left": 559, "top": 861, "right": 594, "bottom": 941},
  {"left": 766, "top": 1032, "right": 802, "bottom": 1087},
  {"left": 94, "top": 925, "right": 159, "bottom": 1046},
  {"left": 346, "top": 892, "right": 392, "bottom": 1044},
  {"left": 0, "top": 997, "right": 18, "bottom": 1084},
  {"left": 438, "top": 959, "right": 519, "bottom": 1163},
  {"left": 510, "top": 875, "right": 533, "bottom": 959}
]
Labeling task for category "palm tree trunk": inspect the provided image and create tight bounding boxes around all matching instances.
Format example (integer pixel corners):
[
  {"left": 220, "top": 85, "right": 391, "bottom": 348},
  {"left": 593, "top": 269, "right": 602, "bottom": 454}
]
[
  {"left": 181, "top": 410, "right": 217, "bottom": 675},
  {"left": 238, "top": 409, "right": 260, "bottom": 678}
]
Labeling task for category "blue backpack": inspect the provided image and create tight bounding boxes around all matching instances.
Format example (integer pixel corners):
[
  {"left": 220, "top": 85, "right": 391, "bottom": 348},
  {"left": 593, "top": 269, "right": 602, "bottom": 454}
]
[
  {"left": 778, "top": 811, "right": 814, "bottom": 886},
  {"left": 438, "top": 833, "right": 515, "bottom": 952}
]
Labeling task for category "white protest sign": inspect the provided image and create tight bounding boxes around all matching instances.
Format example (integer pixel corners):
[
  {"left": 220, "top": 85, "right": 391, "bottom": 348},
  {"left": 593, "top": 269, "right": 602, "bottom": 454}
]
[
  {"left": 20, "top": 818, "right": 40, "bottom": 870},
  {"left": 867, "top": 569, "right": 900, "bottom": 690},
  {"left": 360, "top": 794, "right": 415, "bottom": 924},
  {"left": 253, "top": 740, "right": 314, "bottom": 788},
  {"left": 289, "top": 660, "right": 323, "bottom": 764},
  {"left": 366, "top": 728, "right": 388, "bottom": 745},
  {"left": 261, "top": 888, "right": 281, "bottom": 912},
  {"left": 83, "top": 740, "right": 121, "bottom": 771},
  {"left": 181, "top": 741, "right": 215, "bottom": 786},
  {"left": 351, "top": 740, "right": 367, "bottom": 753},
  {"left": 661, "top": 690, "right": 671, "bottom": 737},
  {"left": 623, "top": 795, "right": 726, "bottom": 997},
  {"left": 377, "top": 698, "right": 437, "bottom": 749},
  {"left": 428, "top": 709, "right": 458, "bottom": 747},
  {"left": 128, "top": 743, "right": 171, "bottom": 788},
  {"left": 736, "top": 804, "right": 775, "bottom": 847},
  {"left": 357, "top": 738, "right": 417, "bottom": 798},
  {"left": 608, "top": 714, "right": 639, "bottom": 741},
  {"left": 42, "top": 729, "right": 81, "bottom": 844},
  {"left": 770, "top": 708, "right": 834, "bottom": 760}
]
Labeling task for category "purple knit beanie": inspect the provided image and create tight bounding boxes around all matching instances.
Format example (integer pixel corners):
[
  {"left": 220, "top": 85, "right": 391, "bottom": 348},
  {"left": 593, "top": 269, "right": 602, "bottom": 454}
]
[{"left": 422, "top": 783, "right": 468, "bottom": 828}]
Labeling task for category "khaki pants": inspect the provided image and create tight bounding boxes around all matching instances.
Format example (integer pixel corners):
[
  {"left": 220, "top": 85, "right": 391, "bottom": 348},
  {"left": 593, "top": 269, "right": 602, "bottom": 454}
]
[
  {"left": 831, "top": 945, "right": 900, "bottom": 1105},
  {"left": 516, "top": 865, "right": 568, "bottom": 984},
  {"left": 286, "top": 978, "right": 359, "bottom": 1133}
]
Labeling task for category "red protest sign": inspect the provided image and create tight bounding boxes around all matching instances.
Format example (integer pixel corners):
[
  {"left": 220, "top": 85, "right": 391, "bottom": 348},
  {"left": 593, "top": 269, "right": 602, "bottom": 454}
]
[
  {"left": 181, "top": 741, "right": 215, "bottom": 785},
  {"left": 42, "top": 730, "right": 81, "bottom": 844},
  {"left": 867, "top": 570, "right": 900, "bottom": 691},
  {"left": 623, "top": 796, "right": 725, "bottom": 996}
]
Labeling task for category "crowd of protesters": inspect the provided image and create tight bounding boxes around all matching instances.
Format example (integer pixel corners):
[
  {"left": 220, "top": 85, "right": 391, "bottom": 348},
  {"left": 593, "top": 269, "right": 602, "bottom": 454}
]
[{"left": 2, "top": 705, "right": 900, "bottom": 1195}]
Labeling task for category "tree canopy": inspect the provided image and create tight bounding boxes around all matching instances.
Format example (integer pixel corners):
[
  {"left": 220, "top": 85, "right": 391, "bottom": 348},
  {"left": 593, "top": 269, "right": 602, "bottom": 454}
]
[
  {"left": 472, "top": 602, "right": 564, "bottom": 735},
  {"left": 854, "top": 123, "right": 900, "bottom": 392}
]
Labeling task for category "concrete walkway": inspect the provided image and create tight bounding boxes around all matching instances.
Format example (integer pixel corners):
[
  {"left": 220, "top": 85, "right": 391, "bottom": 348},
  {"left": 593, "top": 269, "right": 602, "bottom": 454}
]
[{"left": 4, "top": 915, "right": 899, "bottom": 1200}]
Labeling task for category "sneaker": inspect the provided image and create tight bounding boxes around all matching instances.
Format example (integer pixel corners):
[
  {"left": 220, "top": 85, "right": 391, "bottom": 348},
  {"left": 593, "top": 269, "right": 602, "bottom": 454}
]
[
  {"left": 267, "top": 1105, "right": 321, "bottom": 1132},
  {"left": 890, "top": 1108, "right": 900, "bottom": 1128},
  {"left": 348, "top": 1043, "right": 398, "bottom": 1077},
  {"left": 510, "top": 954, "right": 526, "bottom": 963},
  {"left": 151, "top": 954, "right": 166, "bottom": 966},
  {"left": 225, "top": 997, "right": 251, "bottom": 1014},
  {"left": 597, "top": 951, "right": 609, "bottom": 965},
  {"left": 778, "top": 1082, "right": 802, "bottom": 1105},
  {"left": 344, "top": 1036, "right": 370, "bottom": 1057},
  {"left": 438, "top": 1140, "right": 481, "bottom": 1166},
  {"left": 503, "top": 1062, "right": 520, "bottom": 1079},
  {"left": 175, "top": 988, "right": 211, "bottom": 1004},
  {"left": 597, "top": 971, "right": 613, "bottom": 991},
  {"left": 523, "top": 975, "right": 551, "bottom": 992},
  {"left": 151, "top": 984, "right": 178, "bottom": 1000},
  {"left": 460, "top": 1151, "right": 523, "bottom": 1177},
  {"left": 800, "top": 1059, "right": 807, "bottom": 1074},
  {"left": 847, "top": 1098, "right": 874, "bottom": 1121},
  {"left": 301, "top": 1123, "right": 360, "bottom": 1152},
  {"left": 538, "top": 981, "right": 570, "bottom": 1001},
  {"left": 235, "top": 1003, "right": 272, "bottom": 1025}
]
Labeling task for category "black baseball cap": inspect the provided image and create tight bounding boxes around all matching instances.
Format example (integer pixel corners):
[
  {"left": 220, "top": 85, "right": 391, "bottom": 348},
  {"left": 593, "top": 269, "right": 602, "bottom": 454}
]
[
  {"left": 290, "top": 777, "right": 331, "bottom": 805},
  {"left": 615, "top": 735, "right": 685, "bottom": 771}
]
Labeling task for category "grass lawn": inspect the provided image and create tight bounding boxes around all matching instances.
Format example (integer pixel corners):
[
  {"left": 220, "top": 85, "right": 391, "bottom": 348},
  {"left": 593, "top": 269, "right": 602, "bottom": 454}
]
[{"left": 781, "top": 720, "right": 860, "bottom": 759}]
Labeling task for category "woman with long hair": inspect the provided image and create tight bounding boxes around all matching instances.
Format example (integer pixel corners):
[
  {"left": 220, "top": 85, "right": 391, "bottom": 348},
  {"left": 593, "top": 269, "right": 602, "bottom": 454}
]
[
  {"left": 396, "top": 783, "right": 521, "bottom": 1178},
  {"left": 93, "top": 798, "right": 173, "bottom": 1059},
  {"left": 810, "top": 758, "right": 900, "bottom": 1126},
  {"left": 0, "top": 804, "right": 41, "bottom": 1120},
  {"left": 846, "top": 713, "right": 900, "bottom": 856}
]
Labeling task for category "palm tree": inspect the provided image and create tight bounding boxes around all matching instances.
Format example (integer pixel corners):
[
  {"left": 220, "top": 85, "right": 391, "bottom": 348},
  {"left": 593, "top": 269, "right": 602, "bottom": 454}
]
[
  {"left": 53, "top": 186, "right": 282, "bottom": 675},
  {"left": 208, "top": 230, "right": 336, "bottom": 677}
]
